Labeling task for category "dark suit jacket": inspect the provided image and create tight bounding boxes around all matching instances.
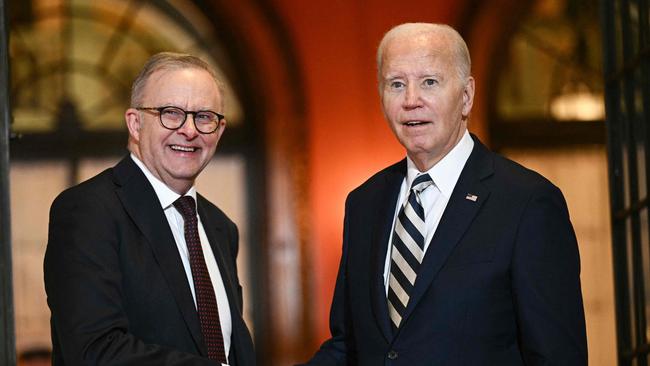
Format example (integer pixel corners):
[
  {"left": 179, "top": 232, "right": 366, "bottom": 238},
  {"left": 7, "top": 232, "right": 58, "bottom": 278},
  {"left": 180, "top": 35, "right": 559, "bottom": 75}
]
[
  {"left": 44, "top": 156, "right": 256, "bottom": 366},
  {"left": 303, "top": 137, "right": 587, "bottom": 365}
]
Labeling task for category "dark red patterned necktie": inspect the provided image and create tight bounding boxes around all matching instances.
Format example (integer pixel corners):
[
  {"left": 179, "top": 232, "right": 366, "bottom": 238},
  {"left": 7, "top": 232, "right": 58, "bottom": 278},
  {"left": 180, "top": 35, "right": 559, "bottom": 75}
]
[{"left": 174, "top": 196, "right": 227, "bottom": 363}]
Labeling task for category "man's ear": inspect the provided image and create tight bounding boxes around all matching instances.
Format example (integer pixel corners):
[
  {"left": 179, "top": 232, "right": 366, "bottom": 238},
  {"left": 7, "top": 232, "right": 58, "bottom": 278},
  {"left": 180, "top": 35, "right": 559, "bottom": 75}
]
[
  {"left": 125, "top": 108, "right": 142, "bottom": 142},
  {"left": 462, "top": 76, "right": 475, "bottom": 118}
]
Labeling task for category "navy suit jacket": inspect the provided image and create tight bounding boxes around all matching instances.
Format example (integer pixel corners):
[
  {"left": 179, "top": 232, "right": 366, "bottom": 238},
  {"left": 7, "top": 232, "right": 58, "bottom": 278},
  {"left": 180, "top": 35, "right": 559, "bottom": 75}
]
[
  {"left": 44, "top": 156, "right": 256, "bottom": 366},
  {"left": 303, "top": 137, "right": 587, "bottom": 365}
]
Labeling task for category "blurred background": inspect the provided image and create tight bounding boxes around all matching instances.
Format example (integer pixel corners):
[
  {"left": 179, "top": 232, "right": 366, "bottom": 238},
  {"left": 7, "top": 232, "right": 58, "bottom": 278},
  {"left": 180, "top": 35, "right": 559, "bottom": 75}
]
[{"left": 1, "top": 0, "right": 648, "bottom": 365}]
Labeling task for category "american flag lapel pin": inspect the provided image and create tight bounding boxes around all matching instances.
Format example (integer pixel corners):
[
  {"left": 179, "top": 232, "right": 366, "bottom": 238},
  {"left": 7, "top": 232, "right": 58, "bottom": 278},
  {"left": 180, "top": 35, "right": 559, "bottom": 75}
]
[{"left": 465, "top": 193, "right": 478, "bottom": 202}]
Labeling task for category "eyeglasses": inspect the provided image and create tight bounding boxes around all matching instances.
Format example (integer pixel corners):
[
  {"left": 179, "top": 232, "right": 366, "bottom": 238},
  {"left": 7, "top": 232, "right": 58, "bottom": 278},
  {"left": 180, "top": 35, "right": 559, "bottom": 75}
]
[{"left": 136, "top": 106, "right": 224, "bottom": 134}]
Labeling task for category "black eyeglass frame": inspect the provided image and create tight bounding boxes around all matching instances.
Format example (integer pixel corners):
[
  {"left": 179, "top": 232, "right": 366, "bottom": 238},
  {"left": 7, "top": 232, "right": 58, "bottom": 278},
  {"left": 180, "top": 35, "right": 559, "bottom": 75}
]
[{"left": 136, "top": 106, "right": 225, "bottom": 134}]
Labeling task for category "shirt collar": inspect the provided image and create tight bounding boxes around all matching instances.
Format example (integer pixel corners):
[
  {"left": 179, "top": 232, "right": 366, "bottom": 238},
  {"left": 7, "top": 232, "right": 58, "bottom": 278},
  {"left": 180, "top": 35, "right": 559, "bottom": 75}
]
[
  {"left": 130, "top": 153, "right": 197, "bottom": 210},
  {"left": 405, "top": 130, "right": 474, "bottom": 198}
]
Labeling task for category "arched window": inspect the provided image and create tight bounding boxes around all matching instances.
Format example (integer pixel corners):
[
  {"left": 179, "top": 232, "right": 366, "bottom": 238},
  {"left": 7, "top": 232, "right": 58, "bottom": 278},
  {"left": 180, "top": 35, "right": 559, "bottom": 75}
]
[{"left": 491, "top": 0, "right": 605, "bottom": 148}]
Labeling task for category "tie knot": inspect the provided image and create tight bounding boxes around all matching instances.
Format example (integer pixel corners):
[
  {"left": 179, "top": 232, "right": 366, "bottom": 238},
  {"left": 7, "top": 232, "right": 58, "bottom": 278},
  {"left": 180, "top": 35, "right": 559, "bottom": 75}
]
[
  {"left": 173, "top": 196, "right": 197, "bottom": 220},
  {"left": 410, "top": 173, "right": 433, "bottom": 193}
]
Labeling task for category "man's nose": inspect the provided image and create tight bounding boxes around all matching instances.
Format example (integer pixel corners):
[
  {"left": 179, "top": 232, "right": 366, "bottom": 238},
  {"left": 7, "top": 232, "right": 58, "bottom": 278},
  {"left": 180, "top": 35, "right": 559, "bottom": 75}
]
[
  {"left": 403, "top": 84, "right": 423, "bottom": 109},
  {"left": 178, "top": 114, "right": 199, "bottom": 137}
]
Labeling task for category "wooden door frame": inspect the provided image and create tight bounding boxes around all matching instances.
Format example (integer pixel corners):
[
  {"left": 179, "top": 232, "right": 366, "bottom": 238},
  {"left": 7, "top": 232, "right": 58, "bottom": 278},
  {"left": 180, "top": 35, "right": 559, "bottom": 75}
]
[{"left": 0, "top": 0, "right": 16, "bottom": 364}]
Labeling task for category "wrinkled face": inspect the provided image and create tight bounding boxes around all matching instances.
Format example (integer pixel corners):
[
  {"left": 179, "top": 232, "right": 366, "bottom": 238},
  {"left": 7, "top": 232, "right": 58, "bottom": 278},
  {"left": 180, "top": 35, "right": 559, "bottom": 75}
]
[
  {"left": 380, "top": 33, "right": 474, "bottom": 170},
  {"left": 125, "top": 67, "right": 225, "bottom": 193}
]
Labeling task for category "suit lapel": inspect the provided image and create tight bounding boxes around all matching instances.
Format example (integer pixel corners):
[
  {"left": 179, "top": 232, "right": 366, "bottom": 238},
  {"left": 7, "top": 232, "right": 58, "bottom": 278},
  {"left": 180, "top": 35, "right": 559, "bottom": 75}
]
[
  {"left": 196, "top": 197, "right": 240, "bottom": 312},
  {"left": 369, "top": 160, "right": 406, "bottom": 342},
  {"left": 112, "top": 157, "right": 206, "bottom": 356},
  {"left": 398, "top": 139, "right": 494, "bottom": 330},
  {"left": 197, "top": 196, "right": 251, "bottom": 365}
]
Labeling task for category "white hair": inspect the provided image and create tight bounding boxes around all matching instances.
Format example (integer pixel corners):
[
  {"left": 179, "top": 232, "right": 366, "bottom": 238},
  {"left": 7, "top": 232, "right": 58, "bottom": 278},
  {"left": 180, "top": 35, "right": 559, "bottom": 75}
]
[{"left": 376, "top": 23, "right": 471, "bottom": 81}]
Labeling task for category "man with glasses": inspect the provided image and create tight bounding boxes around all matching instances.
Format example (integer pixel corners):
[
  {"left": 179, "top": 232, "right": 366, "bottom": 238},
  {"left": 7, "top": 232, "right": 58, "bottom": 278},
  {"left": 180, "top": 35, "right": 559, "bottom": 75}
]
[{"left": 44, "top": 52, "right": 255, "bottom": 366}]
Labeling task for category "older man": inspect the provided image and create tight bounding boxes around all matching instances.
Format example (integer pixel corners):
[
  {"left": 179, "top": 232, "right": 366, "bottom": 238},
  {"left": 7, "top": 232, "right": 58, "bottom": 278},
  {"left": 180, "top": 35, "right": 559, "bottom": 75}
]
[
  {"left": 44, "top": 53, "right": 255, "bottom": 366},
  {"left": 302, "top": 23, "right": 587, "bottom": 365}
]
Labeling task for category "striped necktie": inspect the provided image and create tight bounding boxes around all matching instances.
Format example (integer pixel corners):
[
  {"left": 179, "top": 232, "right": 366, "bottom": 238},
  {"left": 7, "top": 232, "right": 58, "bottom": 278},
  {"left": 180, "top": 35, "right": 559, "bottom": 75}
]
[
  {"left": 174, "top": 196, "right": 227, "bottom": 363},
  {"left": 387, "top": 173, "right": 434, "bottom": 332}
]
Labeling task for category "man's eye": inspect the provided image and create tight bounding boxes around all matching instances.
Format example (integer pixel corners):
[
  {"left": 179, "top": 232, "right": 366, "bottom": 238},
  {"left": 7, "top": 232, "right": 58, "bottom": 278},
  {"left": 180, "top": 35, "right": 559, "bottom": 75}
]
[
  {"left": 423, "top": 78, "right": 437, "bottom": 86},
  {"left": 390, "top": 81, "right": 405, "bottom": 89},
  {"left": 162, "top": 108, "right": 184, "bottom": 119},
  {"left": 195, "top": 113, "right": 212, "bottom": 122}
]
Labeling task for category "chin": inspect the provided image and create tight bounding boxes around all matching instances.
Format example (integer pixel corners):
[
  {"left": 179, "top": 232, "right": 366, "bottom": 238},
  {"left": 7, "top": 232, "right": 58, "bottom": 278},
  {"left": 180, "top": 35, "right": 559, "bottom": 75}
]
[
  {"left": 403, "top": 140, "right": 434, "bottom": 152},
  {"left": 167, "top": 165, "right": 200, "bottom": 178}
]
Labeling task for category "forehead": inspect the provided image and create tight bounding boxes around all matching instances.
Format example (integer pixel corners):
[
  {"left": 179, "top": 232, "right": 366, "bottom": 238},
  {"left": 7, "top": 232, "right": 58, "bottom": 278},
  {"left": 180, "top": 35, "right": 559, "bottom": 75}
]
[
  {"left": 381, "top": 33, "right": 455, "bottom": 75},
  {"left": 143, "top": 67, "right": 222, "bottom": 104}
]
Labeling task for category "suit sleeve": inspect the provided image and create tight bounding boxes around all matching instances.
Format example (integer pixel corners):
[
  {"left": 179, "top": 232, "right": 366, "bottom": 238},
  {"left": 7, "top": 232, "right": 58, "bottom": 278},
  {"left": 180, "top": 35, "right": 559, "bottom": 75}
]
[
  {"left": 511, "top": 182, "right": 588, "bottom": 365},
  {"left": 298, "top": 197, "right": 356, "bottom": 366},
  {"left": 44, "top": 191, "right": 217, "bottom": 366},
  {"left": 230, "top": 223, "right": 245, "bottom": 313}
]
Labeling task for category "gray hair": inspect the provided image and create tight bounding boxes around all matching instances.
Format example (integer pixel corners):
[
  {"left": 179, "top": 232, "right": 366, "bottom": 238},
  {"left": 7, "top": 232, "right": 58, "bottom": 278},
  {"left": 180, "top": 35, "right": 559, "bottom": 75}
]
[
  {"left": 130, "top": 52, "right": 225, "bottom": 108},
  {"left": 376, "top": 23, "right": 471, "bottom": 82}
]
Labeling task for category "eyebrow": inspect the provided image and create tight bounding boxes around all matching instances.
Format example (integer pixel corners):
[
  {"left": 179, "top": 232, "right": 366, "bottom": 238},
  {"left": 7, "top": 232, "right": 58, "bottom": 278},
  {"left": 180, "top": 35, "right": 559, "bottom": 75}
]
[{"left": 382, "top": 72, "right": 444, "bottom": 80}]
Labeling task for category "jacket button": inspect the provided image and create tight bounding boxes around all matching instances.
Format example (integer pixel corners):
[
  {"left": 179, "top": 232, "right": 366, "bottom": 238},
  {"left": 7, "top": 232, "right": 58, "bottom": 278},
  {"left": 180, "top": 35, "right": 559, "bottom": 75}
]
[{"left": 387, "top": 350, "right": 398, "bottom": 360}]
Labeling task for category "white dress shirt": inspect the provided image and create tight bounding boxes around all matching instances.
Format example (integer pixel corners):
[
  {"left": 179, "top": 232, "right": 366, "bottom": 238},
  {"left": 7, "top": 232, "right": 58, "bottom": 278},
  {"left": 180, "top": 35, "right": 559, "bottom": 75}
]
[
  {"left": 383, "top": 130, "right": 474, "bottom": 293},
  {"left": 131, "top": 154, "right": 232, "bottom": 361}
]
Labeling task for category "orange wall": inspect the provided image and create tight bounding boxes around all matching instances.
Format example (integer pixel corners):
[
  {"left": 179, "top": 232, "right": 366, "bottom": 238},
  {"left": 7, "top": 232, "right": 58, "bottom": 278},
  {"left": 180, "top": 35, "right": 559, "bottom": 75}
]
[{"left": 268, "top": 0, "right": 470, "bottom": 342}]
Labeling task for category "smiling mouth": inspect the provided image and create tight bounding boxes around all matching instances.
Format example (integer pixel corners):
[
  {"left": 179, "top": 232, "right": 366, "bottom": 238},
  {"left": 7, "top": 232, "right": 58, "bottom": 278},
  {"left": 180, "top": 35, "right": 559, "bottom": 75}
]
[{"left": 170, "top": 145, "right": 197, "bottom": 152}]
